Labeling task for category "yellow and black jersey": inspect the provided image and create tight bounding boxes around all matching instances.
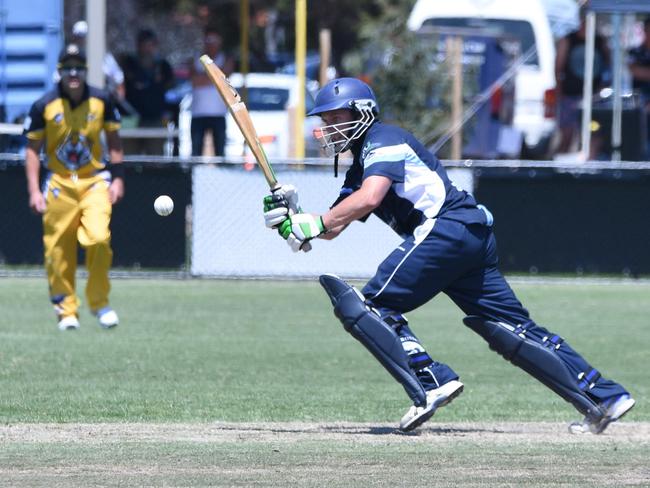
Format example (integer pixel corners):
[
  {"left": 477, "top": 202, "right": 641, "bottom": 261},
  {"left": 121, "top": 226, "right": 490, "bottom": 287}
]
[{"left": 24, "top": 84, "right": 121, "bottom": 178}]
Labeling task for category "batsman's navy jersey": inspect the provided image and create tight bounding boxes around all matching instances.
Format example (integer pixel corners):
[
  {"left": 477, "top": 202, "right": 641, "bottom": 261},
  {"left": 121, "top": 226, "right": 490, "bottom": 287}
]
[{"left": 337, "top": 122, "right": 488, "bottom": 238}]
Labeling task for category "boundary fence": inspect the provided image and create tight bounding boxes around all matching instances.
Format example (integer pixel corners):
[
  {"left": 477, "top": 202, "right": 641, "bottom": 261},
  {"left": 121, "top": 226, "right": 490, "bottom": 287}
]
[{"left": 1, "top": 154, "right": 649, "bottom": 278}]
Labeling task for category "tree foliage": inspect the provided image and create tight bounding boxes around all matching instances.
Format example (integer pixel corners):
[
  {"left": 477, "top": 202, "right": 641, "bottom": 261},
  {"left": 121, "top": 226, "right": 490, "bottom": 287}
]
[
  {"left": 340, "top": 1, "right": 452, "bottom": 147},
  {"left": 67, "top": 0, "right": 461, "bottom": 151}
]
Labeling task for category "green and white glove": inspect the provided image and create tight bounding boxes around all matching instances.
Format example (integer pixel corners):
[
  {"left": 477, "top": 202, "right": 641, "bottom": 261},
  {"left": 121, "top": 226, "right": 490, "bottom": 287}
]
[
  {"left": 262, "top": 184, "right": 299, "bottom": 229},
  {"left": 279, "top": 213, "right": 326, "bottom": 252},
  {"left": 284, "top": 232, "right": 306, "bottom": 253}
]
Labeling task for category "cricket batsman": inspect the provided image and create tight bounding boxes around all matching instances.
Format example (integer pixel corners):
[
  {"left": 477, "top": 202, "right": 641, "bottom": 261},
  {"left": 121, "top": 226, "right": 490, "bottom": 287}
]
[
  {"left": 262, "top": 77, "right": 635, "bottom": 434},
  {"left": 24, "top": 44, "right": 124, "bottom": 331}
]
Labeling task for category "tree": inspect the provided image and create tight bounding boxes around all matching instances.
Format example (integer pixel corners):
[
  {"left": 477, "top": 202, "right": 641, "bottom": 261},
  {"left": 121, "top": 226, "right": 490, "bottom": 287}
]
[{"left": 340, "top": 1, "right": 455, "bottom": 150}]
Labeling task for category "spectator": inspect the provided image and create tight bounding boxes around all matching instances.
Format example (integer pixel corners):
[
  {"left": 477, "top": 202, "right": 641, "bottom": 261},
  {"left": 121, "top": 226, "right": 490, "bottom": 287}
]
[
  {"left": 189, "top": 27, "right": 234, "bottom": 156},
  {"left": 23, "top": 43, "right": 124, "bottom": 331},
  {"left": 121, "top": 29, "right": 175, "bottom": 154},
  {"left": 555, "top": 10, "right": 610, "bottom": 157},
  {"left": 122, "top": 29, "right": 174, "bottom": 127},
  {"left": 628, "top": 16, "right": 650, "bottom": 157},
  {"left": 248, "top": 7, "right": 280, "bottom": 72}
]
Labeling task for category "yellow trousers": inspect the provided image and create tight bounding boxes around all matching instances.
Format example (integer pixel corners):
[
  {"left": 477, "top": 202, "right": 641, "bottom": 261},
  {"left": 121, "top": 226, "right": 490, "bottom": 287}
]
[{"left": 43, "top": 172, "right": 113, "bottom": 319}]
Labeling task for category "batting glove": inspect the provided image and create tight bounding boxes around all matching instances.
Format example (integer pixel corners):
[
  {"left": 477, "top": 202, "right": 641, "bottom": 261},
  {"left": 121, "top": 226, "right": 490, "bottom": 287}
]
[
  {"left": 263, "top": 184, "right": 299, "bottom": 229},
  {"left": 284, "top": 232, "right": 305, "bottom": 253},
  {"left": 279, "top": 213, "right": 326, "bottom": 251}
]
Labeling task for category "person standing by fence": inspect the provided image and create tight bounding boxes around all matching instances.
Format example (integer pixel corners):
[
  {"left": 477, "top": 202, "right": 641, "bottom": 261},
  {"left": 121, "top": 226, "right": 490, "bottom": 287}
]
[{"left": 189, "top": 27, "right": 234, "bottom": 156}]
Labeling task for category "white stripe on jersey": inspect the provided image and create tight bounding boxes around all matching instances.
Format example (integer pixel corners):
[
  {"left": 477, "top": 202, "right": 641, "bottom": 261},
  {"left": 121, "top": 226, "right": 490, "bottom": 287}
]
[
  {"left": 364, "top": 143, "right": 447, "bottom": 219},
  {"left": 363, "top": 143, "right": 412, "bottom": 167}
]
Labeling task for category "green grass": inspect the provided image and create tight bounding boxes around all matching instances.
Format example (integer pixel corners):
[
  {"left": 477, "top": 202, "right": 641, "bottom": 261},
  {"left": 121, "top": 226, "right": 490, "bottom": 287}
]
[
  {"left": 1, "top": 277, "right": 648, "bottom": 423},
  {"left": 1, "top": 277, "right": 649, "bottom": 487}
]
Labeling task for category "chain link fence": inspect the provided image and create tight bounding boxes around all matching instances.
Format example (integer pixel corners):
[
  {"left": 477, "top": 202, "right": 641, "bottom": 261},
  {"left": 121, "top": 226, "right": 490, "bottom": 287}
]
[{"left": 2, "top": 154, "right": 650, "bottom": 278}]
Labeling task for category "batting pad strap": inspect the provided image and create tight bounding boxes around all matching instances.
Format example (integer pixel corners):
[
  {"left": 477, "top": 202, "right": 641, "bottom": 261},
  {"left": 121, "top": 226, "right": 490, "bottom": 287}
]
[
  {"left": 408, "top": 351, "right": 434, "bottom": 371},
  {"left": 319, "top": 274, "right": 427, "bottom": 407},
  {"left": 543, "top": 334, "right": 564, "bottom": 350},
  {"left": 578, "top": 368, "right": 601, "bottom": 391}
]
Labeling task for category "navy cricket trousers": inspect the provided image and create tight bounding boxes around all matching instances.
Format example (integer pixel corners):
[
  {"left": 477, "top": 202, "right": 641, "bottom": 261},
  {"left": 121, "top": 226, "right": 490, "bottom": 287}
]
[{"left": 362, "top": 217, "right": 627, "bottom": 403}]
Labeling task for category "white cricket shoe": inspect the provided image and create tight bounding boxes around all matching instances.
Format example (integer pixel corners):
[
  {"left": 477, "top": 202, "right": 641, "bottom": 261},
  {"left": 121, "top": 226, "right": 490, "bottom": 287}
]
[
  {"left": 95, "top": 307, "right": 119, "bottom": 329},
  {"left": 399, "top": 380, "right": 464, "bottom": 432},
  {"left": 58, "top": 316, "right": 80, "bottom": 331},
  {"left": 568, "top": 394, "right": 635, "bottom": 434}
]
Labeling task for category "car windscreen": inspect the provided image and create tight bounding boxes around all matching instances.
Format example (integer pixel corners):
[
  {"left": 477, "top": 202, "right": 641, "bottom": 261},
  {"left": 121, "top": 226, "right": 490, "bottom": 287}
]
[
  {"left": 245, "top": 87, "right": 290, "bottom": 111},
  {"left": 421, "top": 18, "right": 538, "bottom": 66}
]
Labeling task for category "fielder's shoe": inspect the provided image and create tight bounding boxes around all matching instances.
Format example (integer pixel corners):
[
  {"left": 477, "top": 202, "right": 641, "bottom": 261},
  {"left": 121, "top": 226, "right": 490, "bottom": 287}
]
[
  {"left": 568, "top": 394, "right": 635, "bottom": 434},
  {"left": 95, "top": 307, "right": 119, "bottom": 329},
  {"left": 399, "top": 380, "right": 464, "bottom": 432},
  {"left": 58, "top": 315, "right": 80, "bottom": 331}
]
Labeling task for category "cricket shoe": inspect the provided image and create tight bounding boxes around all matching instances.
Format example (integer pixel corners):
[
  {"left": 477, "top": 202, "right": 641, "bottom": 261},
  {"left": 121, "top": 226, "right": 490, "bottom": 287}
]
[
  {"left": 95, "top": 307, "right": 119, "bottom": 329},
  {"left": 58, "top": 315, "right": 80, "bottom": 331},
  {"left": 568, "top": 394, "right": 635, "bottom": 434},
  {"left": 399, "top": 380, "right": 464, "bottom": 432}
]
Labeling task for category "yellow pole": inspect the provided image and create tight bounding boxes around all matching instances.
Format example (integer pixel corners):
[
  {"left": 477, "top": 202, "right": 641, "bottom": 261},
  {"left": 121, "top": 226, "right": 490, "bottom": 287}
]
[{"left": 294, "top": 0, "right": 306, "bottom": 159}]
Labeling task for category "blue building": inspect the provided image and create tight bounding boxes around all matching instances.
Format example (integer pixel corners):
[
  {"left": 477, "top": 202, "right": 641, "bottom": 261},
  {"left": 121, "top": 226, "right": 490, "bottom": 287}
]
[{"left": 0, "top": 0, "right": 62, "bottom": 124}]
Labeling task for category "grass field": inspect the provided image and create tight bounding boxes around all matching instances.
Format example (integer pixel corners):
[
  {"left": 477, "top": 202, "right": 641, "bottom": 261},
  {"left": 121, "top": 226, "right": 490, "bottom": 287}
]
[{"left": 1, "top": 277, "right": 649, "bottom": 487}]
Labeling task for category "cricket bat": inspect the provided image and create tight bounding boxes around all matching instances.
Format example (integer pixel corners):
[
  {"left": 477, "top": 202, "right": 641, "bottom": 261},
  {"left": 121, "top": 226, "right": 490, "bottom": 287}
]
[
  {"left": 199, "top": 54, "right": 279, "bottom": 191},
  {"left": 200, "top": 54, "right": 311, "bottom": 252}
]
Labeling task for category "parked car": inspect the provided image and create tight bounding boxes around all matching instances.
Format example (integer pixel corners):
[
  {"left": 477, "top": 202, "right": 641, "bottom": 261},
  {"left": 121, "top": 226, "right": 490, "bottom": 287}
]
[
  {"left": 176, "top": 72, "right": 322, "bottom": 159},
  {"left": 224, "top": 73, "right": 322, "bottom": 159},
  {"left": 408, "top": 0, "right": 558, "bottom": 159}
]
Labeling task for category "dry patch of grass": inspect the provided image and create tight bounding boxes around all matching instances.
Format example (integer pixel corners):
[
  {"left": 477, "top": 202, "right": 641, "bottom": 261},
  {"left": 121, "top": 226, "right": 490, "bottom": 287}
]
[{"left": 1, "top": 421, "right": 649, "bottom": 487}]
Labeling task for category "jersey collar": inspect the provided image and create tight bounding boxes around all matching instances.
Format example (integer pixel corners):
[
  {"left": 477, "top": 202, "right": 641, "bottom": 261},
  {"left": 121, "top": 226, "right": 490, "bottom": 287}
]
[{"left": 57, "top": 82, "right": 90, "bottom": 109}]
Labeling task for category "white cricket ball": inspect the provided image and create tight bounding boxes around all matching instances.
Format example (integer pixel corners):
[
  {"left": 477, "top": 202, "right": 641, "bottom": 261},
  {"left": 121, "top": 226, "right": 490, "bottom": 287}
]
[{"left": 154, "top": 195, "right": 174, "bottom": 216}]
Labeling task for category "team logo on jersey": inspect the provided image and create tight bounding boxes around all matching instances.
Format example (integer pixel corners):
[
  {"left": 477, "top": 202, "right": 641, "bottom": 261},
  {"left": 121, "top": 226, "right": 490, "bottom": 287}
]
[
  {"left": 55, "top": 131, "right": 92, "bottom": 170},
  {"left": 361, "top": 142, "right": 381, "bottom": 161},
  {"left": 87, "top": 113, "right": 96, "bottom": 122},
  {"left": 52, "top": 188, "right": 60, "bottom": 199},
  {"left": 54, "top": 113, "right": 64, "bottom": 124}
]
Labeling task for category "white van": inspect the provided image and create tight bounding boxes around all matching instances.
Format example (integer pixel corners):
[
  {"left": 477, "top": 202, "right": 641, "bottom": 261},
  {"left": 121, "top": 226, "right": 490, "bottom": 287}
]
[
  {"left": 408, "top": 0, "right": 558, "bottom": 159},
  {"left": 177, "top": 73, "right": 321, "bottom": 159}
]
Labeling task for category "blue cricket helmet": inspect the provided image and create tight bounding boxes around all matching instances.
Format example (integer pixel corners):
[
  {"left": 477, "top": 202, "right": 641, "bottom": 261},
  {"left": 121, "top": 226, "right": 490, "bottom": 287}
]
[{"left": 308, "top": 77, "right": 379, "bottom": 116}]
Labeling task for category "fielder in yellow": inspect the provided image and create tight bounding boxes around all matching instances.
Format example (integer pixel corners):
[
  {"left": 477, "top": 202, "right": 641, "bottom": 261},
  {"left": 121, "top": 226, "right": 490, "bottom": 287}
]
[{"left": 24, "top": 43, "right": 125, "bottom": 331}]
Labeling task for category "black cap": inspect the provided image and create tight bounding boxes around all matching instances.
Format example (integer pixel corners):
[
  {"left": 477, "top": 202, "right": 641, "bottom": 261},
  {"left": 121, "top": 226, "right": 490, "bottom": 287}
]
[{"left": 58, "top": 43, "right": 87, "bottom": 66}]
